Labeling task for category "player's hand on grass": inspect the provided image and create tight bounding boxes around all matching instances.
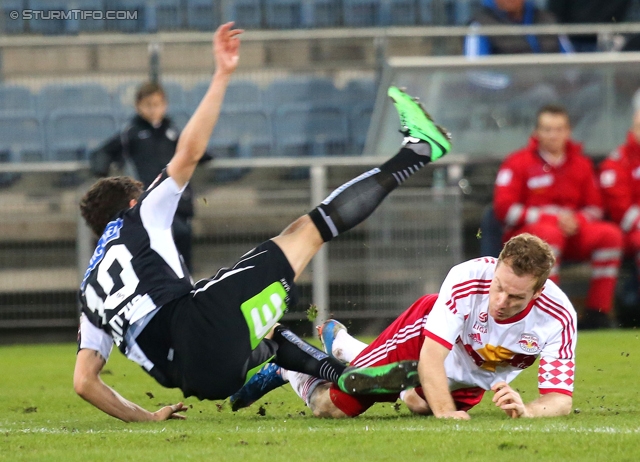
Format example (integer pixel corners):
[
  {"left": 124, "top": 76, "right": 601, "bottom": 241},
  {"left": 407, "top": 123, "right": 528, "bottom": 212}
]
[
  {"left": 492, "top": 382, "right": 527, "bottom": 418},
  {"left": 214, "top": 22, "right": 243, "bottom": 76},
  {"left": 152, "top": 402, "right": 188, "bottom": 421}
]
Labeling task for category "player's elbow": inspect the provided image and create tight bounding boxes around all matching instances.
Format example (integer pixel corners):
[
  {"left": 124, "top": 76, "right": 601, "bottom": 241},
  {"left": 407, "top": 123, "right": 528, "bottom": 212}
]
[
  {"left": 73, "top": 373, "right": 89, "bottom": 398},
  {"left": 73, "top": 370, "right": 97, "bottom": 399}
]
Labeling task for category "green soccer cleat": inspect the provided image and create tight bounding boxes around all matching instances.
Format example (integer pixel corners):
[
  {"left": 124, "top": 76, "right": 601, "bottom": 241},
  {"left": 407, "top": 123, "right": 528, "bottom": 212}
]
[
  {"left": 337, "top": 360, "right": 420, "bottom": 395},
  {"left": 388, "top": 85, "right": 452, "bottom": 162}
]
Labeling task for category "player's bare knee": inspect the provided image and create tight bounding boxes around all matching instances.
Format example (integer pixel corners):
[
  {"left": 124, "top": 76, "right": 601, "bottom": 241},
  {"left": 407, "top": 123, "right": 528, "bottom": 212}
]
[
  {"left": 278, "top": 215, "right": 311, "bottom": 236},
  {"left": 308, "top": 383, "right": 348, "bottom": 418}
]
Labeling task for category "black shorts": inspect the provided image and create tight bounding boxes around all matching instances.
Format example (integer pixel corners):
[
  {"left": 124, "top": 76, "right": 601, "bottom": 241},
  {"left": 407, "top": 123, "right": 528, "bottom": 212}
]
[{"left": 137, "top": 239, "right": 298, "bottom": 400}]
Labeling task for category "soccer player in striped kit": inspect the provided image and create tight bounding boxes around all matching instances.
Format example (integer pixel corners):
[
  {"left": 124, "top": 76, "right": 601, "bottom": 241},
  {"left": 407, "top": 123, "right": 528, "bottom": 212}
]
[
  {"left": 232, "top": 233, "right": 576, "bottom": 420},
  {"left": 73, "top": 20, "right": 453, "bottom": 421}
]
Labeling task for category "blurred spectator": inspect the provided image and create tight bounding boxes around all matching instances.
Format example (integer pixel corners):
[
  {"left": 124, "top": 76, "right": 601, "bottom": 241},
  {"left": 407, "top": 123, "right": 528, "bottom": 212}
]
[
  {"left": 548, "top": 0, "right": 631, "bottom": 52},
  {"left": 465, "top": 0, "right": 574, "bottom": 56},
  {"left": 493, "top": 104, "right": 623, "bottom": 330},
  {"left": 90, "top": 82, "right": 204, "bottom": 272},
  {"left": 599, "top": 109, "right": 640, "bottom": 321}
]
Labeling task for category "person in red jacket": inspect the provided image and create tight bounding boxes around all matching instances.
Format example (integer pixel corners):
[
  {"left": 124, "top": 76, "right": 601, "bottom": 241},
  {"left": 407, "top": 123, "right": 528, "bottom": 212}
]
[
  {"left": 494, "top": 104, "right": 623, "bottom": 329},
  {"left": 599, "top": 110, "right": 640, "bottom": 313}
]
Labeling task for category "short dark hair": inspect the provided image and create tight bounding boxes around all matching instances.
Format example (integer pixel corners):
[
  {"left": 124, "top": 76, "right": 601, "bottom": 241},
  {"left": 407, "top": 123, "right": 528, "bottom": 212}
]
[
  {"left": 135, "top": 81, "right": 165, "bottom": 104},
  {"left": 536, "top": 104, "right": 570, "bottom": 127},
  {"left": 498, "top": 233, "right": 556, "bottom": 292},
  {"left": 80, "top": 177, "right": 144, "bottom": 236}
]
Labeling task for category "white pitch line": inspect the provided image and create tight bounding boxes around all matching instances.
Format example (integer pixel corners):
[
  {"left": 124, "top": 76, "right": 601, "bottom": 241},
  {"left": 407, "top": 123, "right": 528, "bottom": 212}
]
[{"left": 1, "top": 423, "right": 640, "bottom": 436}]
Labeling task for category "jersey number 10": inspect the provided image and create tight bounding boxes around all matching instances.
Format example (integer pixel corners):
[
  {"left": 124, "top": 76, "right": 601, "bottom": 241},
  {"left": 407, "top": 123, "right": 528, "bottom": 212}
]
[{"left": 85, "top": 244, "right": 141, "bottom": 324}]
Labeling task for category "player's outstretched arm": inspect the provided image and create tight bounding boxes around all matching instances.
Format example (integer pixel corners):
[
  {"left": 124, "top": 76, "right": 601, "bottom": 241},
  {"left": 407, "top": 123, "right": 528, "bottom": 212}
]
[
  {"left": 492, "top": 381, "right": 572, "bottom": 418},
  {"left": 419, "top": 338, "right": 470, "bottom": 420},
  {"left": 167, "top": 22, "right": 242, "bottom": 189},
  {"left": 74, "top": 349, "right": 187, "bottom": 422}
]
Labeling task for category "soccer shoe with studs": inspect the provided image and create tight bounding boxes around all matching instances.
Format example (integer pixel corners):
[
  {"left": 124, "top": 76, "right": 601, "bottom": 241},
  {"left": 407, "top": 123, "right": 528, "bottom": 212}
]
[
  {"left": 317, "top": 318, "right": 347, "bottom": 359},
  {"left": 387, "top": 85, "right": 452, "bottom": 162},
  {"left": 337, "top": 360, "right": 420, "bottom": 395},
  {"left": 229, "top": 363, "right": 287, "bottom": 411}
]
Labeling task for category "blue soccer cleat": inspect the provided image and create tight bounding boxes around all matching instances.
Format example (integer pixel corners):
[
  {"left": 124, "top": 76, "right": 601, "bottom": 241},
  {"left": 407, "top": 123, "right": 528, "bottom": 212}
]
[
  {"left": 230, "top": 362, "right": 287, "bottom": 411},
  {"left": 317, "top": 319, "right": 347, "bottom": 359}
]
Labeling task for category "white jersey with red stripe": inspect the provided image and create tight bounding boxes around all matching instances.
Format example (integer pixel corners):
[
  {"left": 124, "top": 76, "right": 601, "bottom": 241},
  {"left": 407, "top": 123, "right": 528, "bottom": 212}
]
[{"left": 424, "top": 257, "right": 577, "bottom": 397}]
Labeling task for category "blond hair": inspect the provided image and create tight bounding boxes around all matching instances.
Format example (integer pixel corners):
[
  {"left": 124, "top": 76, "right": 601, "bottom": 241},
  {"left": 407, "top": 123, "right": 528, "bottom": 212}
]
[{"left": 498, "top": 233, "right": 555, "bottom": 292}]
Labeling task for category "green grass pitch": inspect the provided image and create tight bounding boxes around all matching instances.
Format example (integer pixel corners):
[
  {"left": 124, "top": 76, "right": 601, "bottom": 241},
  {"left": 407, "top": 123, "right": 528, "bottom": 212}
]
[{"left": 1, "top": 330, "right": 639, "bottom": 461}]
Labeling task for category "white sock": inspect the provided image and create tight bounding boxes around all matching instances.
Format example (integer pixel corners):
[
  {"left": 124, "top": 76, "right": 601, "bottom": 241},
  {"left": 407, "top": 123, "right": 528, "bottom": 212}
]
[
  {"left": 333, "top": 329, "right": 368, "bottom": 363},
  {"left": 286, "top": 369, "right": 326, "bottom": 407}
]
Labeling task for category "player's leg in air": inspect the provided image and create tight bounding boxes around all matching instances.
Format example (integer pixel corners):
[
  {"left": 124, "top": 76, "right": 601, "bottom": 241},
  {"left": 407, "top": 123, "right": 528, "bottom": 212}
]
[{"left": 231, "top": 86, "right": 451, "bottom": 411}]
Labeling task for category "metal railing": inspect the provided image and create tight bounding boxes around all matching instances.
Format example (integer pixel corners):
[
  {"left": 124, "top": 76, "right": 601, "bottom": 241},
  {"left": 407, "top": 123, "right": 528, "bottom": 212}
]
[{"left": 0, "top": 156, "right": 464, "bottom": 331}]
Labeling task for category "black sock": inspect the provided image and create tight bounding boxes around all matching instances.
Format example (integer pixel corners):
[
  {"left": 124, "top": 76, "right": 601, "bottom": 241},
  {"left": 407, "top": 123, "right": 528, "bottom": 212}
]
[
  {"left": 308, "top": 146, "right": 432, "bottom": 242},
  {"left": 271, "top": 325, "right": 346, "bottom": 384}
]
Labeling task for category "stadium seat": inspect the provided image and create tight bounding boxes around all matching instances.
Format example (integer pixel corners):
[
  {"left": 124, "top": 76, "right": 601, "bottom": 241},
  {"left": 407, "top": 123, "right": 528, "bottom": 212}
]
[
  {"left": 170, "top": 109, "right": 191, "bottom": 130},
  {"left": 185, "top": 0, "right": 219, "bottom": 31},
  {"left": 221, "top": 0, "right": 262, "bottom": 29},
  {"left": 0, "top": 114, "right": 46, "bottom": 162},
  {"left": 274, "top": 103, "right": 349, "bottom": 157},
  {"left": 208, "top": 106, "right": 272, "bottom": 158},
  {"left": 342, "top": 78, "right": 377, "bottom": 106},
  {"left": 38, "top": 84, "right": 112, "bottom": 116},
  {"left": 154, "top": 0, "right": 183, "bottom": 30},
  {"left": 349, "top": 103, "right": 374, "bottom": 154},
  {"left": 301, "top": 0, "right": 341, "bottom": 27},
  {"left": 443, "top": 0, "right": 476, "bottom": 25},
  {"left": 29, "top": 0, "right": 106, "bottom": 34},
  {"left": 73, "top": 0, "right": 107, "bottom": 32},
  {"left": 265, "top": 77, "right": 340, "bottom": 109},
  {"left": 161, "top": 81, "right": 188, "bottom": 110},
  {"left": 105, "top": 0, "right": 148, "bottom": 32},
  {"left": 0, "top": 0, "right": 25, "bottom": 34},
  {"left": 343, "top": 0, "right": 420, "bottom": 27},
  {"left": 46, "top": 109, "right": 117, "bottom": 161},
  {"left": 265, "top": 0, "right": 303, "bottom": 29},
  {"left": 44, "top": 0, "right": 106, "bottom": 34},
  {"left": 343, "top": 0, "right": 383, "bottom": 27},
  {"left": 0, "top": 86, "right": 37, "bottom": 114},
  {"left": 417, "top": 0, "right": 434, "bottom": 24},
  {"left": 28, "top": 0, "right": 68, "bottom": 34},
  {"left": 189, "top": 80, "right": 263, "bottom": 111},
  {"left": 391, "top": 0, "right": 421, "bottom": 25}
]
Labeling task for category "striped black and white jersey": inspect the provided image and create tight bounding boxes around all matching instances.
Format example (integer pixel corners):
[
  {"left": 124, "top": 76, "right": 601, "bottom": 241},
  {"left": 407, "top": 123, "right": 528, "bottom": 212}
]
[{"left": 78, "top": 169, "right": 193, "bottom": 366}]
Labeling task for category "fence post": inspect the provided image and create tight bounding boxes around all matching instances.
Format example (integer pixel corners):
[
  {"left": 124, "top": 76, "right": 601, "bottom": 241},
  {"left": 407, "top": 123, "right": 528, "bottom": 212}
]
[
  {"left": 310, "top": 165, "right": 329, "bottom": 333},
  {"left": 76, "top": 184, "right": 93, "bottom": 315},
  {"left": 149, "top": 42, "right": 162, "bottom": 84}
]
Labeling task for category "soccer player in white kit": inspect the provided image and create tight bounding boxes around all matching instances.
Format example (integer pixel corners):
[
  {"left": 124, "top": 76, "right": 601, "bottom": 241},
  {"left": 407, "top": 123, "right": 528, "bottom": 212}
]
[{"left": 240, "top": 233, "right": 576, "bottom": 419}]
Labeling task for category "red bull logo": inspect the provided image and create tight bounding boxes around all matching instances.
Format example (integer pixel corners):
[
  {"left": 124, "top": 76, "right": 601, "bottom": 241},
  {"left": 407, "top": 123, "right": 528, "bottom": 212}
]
[{"left": 518, "top": 333, "right": 540, "bottom": 353}]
